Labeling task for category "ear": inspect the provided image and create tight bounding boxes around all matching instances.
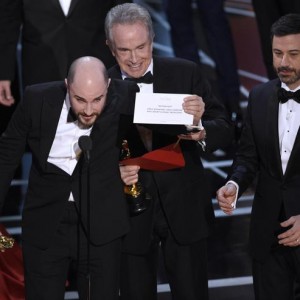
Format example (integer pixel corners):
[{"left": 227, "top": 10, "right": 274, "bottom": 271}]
[
  {"left": 150, "top": 40, "right": 154, "bottom": 52},
  {"left": 64, "top": 78, "right": 68, "bottom": 89},
  {"left": 106, "top": 40, "right": 115, "bottom": 57}
]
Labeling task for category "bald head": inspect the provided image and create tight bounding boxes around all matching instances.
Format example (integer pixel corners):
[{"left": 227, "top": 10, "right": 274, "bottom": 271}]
[
  {"left": 66, "top": 56, "right": 111, "bottom": 129},
  {"left": 67, "top": 56, "right": 109, "bottom": 86}
]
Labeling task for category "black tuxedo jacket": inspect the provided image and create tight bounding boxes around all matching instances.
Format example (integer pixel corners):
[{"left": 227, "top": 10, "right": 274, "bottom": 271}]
[
  {"left": 229, "top": 78, "right": 300, "bottom": 261},
  {"left": 109, "top": 56, "right": 233, "bottom": 254},
  {"left": 0, "top": 0, "right": 128, "bottom": 87},
  {"left": 0, "top": 79, "right": 138, "bottom": 249}
]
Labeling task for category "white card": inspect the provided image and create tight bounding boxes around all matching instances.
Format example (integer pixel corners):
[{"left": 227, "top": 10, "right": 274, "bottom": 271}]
[{"left": 133, "top": 93, "right": 193, "bottom": 125}]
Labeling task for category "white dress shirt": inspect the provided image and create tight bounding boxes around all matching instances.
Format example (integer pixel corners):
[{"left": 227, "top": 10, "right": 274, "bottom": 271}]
[
  {"left": 278, "top": 83, "right": 300, "bottom": 174},
  {"left": 230, "top": 82, "right": 300, "bottom": 209},
  {"left": 48, "top": 95, "right": 92, "bottom": 200},
  {"left": 48, "top": 94, "right": 91, "bottom": 175},
  {"left": 59, "top": 0, "right": 72, "bottom": 16}
]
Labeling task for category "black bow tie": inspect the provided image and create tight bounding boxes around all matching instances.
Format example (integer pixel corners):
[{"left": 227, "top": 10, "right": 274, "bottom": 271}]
[
  {"left": 125, "top": 71, "right": 153, "bottom": 84},
  {"left": 277, "top": 88, "right": 300, "bottom": 104},
  {"left": 67, "top": 108, "right": 77, "bottom": 122}
]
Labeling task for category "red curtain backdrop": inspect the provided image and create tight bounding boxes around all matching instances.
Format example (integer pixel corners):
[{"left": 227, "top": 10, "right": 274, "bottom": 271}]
[{"left": 0, "top": 224, "right": 25, "bottom": 300}]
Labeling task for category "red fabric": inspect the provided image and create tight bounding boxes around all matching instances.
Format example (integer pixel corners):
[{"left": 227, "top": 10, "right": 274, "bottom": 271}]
[
  {"left": 0, "top": 224, "right": 25, "bottom": 300},
  {"left": 121, "top": 143, "right": 185, "bottom": 171}
]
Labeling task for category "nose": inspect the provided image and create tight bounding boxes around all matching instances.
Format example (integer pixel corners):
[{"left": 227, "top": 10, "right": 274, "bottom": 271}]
[
  {"left": 281, "top": 54, "right": 290, "bottom": 66},
  {"left": 129, "top": 50, "right": 138, "bottom": 62},
  {"left": 84, "top": 103, "right": 93, "bottom": 115}
]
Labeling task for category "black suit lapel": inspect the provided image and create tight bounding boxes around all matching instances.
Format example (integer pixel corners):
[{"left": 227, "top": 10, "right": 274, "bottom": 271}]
[
  {"left": 284, "top": 127, "right": 300, "bottom": 177},
  {"left": 51, "top": 0, "right": 66, "bottom": 16},
  {"left": 51, "top": 0, "right": 78, "bottom": 17},
  {"left": 40, "top": 84, "right": 66, "bottom": 169},
  {"left": 152, "top": 57, "right": 168, "bottom": 93},
  {"left": 68, "top": 0, "right": 80, "bottom": 16},
  {"left": 79, "top": 101, "right": 114, "bottom": 164},
  {"left": 109, "top": 65, "right": 123, "bottom": 80},
  {"left": 266, "top": 82, "right": 283, "bottom": 178}
]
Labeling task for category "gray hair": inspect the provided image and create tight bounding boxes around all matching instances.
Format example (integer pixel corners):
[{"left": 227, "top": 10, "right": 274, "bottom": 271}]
[{"left": 105, "top": 3, "right": 154, "bottom": 47}]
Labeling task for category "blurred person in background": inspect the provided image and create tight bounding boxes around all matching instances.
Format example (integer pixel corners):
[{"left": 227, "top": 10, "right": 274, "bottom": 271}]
[
  {"left": 252, "top": 0, "right": 300, "bottom": 79},
  {"left": 0, "top": 0, "right": 131, "bottom": 133},
  {"left": 162, "top": 0, "right": 242, "bottom": 128}
]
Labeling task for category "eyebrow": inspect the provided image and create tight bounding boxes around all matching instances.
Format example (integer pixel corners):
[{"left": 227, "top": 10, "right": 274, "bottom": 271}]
[{"left": 73, "top": 94, "right": 104, "bottom": 101}]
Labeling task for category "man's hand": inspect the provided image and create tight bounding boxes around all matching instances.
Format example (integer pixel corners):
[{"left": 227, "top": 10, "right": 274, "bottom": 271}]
[
  {"left": 119, "top": 164, "right": 140, "bottom": 185},
  {"left": 0, "top": 80, "right": 15, "bottom": 106},
  {"left": 182, "top": 95, "right": 205, "bottom": 125},
  {"left": 177, "top": 128, "right": 206, "bottom": 142},
  {"left": 216, "top": 183, "right": 237, "bottom": 215},
  {"left": 278, "top": 215, "right": 300, "bottom": 247}
]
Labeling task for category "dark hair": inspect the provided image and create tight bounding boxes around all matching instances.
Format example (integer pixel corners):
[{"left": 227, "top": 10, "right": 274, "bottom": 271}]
[
  {"left": 271, "top": 13, "right": 300, "bottom": 39},
  {"left": 105, "top": 3, "right": 154, "bottom": 48}
]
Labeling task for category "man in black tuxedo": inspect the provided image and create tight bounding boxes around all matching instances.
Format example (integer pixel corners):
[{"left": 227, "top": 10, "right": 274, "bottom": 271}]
[
  {"left": 105, "top": 3, "right": 233, "bottom": 299},
  {"left": 217, "top": 14, "right": 300, "bottom": 299},
  {"left": 0, "top": 56, "right": 139, "bottom": 300}
]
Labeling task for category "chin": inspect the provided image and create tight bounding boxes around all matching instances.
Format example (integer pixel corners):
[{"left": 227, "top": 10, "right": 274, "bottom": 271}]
[
  {"left": 79, "top": 124, "right": 93, "bottom": 129},
  {"left": 78, "top": 119, "right": 95, "bottom": 129}
]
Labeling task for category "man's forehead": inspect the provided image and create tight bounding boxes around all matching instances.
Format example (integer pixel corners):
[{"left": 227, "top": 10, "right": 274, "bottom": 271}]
[{"left": 69, "top": 84, "right": 108, "bottom": 99}]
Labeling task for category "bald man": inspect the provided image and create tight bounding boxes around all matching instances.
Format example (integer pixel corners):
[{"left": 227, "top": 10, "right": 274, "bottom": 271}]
[{"left": 0, "top": 56, "right": 138, "bottom": 300}]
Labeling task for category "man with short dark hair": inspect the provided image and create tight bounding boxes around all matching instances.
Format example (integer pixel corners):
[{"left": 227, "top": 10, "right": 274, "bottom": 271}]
[{"left": 217, "top": 14, "right": 300, "bottom": 299}]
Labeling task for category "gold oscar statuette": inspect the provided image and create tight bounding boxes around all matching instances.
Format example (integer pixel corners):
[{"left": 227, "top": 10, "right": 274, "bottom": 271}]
[
  {"left": 0, "top": 235, "right": 14, "bottom": 252},
  {"left": 120, "top": 140, "right": 150, "bottom": 215}
]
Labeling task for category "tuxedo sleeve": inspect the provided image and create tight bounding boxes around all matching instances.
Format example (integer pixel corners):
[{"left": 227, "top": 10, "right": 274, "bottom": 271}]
[
  {"left": 0, "top": 87, "right": 33, "bottom": 212},
  {"left": 0, "top": 0, "right": 22, "bottom": 81},
  {"left": 227, "top": 91, "right": 259, "bottom": 196}
]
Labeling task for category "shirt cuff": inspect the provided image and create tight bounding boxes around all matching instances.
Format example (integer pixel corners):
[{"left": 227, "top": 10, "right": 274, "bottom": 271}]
[
  {"left": 198, "top": 119, "right": 204, "bottom": 129},
  {"left": 226, "top": 180, "right": 239, "bottom": 209},
  {"left": 185, "top": 119, "right": 204, "bottom": 131}
]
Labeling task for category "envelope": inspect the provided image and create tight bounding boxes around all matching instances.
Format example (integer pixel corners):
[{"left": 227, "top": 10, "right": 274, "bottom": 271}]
[
  {"left": 120, "top": 143, "right": 185, "bottom": 171},
  {"left": 134, "top": 93, "right": 193, "bottom": 125}
]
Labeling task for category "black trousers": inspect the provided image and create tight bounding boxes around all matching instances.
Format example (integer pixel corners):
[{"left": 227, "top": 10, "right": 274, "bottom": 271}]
[
  {"left": 22, "top": 202, "right": 122, "bottom": 300},
  {"left": 253, "top": 245, "right": 300, "bottom": 300},
  {"left": 120, "top": 204, "right": 208, "bottom": 300}
]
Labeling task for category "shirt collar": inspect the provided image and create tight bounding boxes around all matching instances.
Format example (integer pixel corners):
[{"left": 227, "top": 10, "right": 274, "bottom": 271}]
[
  {"left": 65, "top": 92, "right": 71, "bottom": 111},
  {"left": 281, "top": 82, "right": 300, "bottom": 92}
]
